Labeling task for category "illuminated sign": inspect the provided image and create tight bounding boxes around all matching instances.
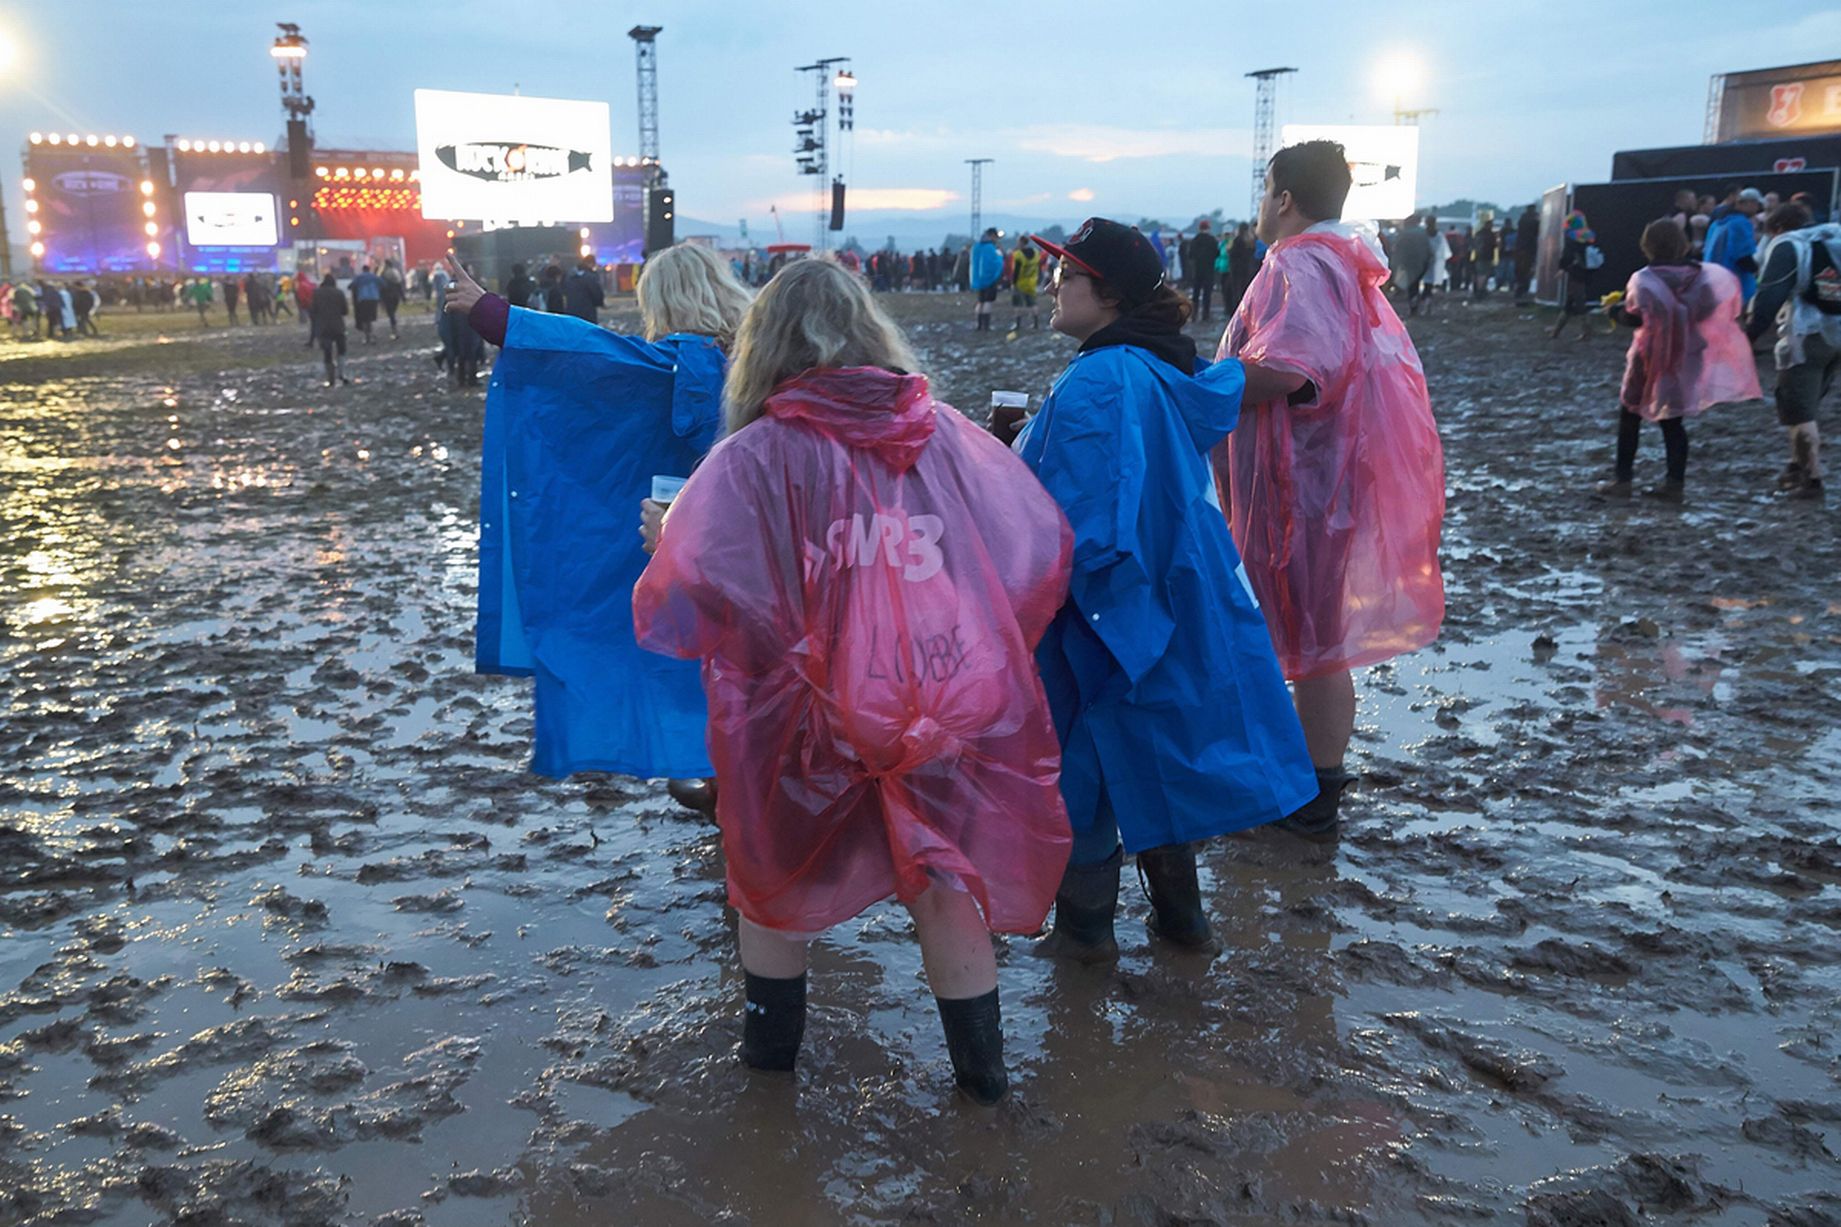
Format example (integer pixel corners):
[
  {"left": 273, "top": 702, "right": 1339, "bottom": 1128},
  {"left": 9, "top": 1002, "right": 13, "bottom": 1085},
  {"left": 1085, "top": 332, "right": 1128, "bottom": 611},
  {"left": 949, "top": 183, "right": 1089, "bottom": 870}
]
[
  {"left": 414, "top": 89, "right": 614, "bottom": 223},
  {"left": 1717, "top": 61, "right": 1841, "bottom": 142},
  {"left": 27, "top": 145, "right": 150, "bottom": 271},
  {"left": 1279, "top": 124, "right": 1421, "bottom": 223},
  {"left": 183, "top": 191, "right": 280, "bottom": 247}
]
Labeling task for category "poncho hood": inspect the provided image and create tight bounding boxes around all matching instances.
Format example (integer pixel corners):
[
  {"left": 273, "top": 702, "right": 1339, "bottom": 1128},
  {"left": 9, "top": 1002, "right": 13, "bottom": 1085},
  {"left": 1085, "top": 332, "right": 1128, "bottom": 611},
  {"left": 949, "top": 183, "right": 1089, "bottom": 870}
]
[
  {"left": 764, "top": 366, "right": 936, "bottom": 472},
  {"left": 1285, "top": 220, "right": 1393, "bottom": 290}
]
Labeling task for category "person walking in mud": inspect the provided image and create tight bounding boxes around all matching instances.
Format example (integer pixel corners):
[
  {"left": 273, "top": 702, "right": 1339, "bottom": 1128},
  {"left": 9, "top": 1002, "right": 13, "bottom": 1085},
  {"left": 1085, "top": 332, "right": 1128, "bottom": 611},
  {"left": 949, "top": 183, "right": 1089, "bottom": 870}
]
[
  {"left": 221, "top": 276, "right": 241, "bottom": 326},
  {"left": 1014, "top": 218, "right": 1316, "bottom": 961},
  {"left": 1551, "top": 211, "right": 1603, "bottom": 341},
  {"left": 1214, "top": 140, "right": 1447, "bottom": 838},
  {"left": 970, "top": 228, "right": 1003, "bottom": 332},
  {"left": 1598, "top": 219, "right": 1760, "bottom": 501},
  {"left": 1390, "top": 214, "right": 1434, "bottom": 317},
  {"left": 380, "top": 259, "right": 406, "bottom": 339},
  {"left": 443, "top": 243, "right": 751, "bottom": 813},
  {"left": 309, "top": 273, "right": 351, "bottom": 387},
  {"left": 1010, "top": 237, "right": 1043, "bottom": 331},
  {"left": 188, "top": 278, "right": 213, "bottom": 327},
  {"left": 1749, "top": 200, "right": 1839, "bottom": 500},
  {"left": 633, "top": 258, "right": 1075, "bottom": 1105},
  {"left": 349, "top": 264, "right": 382, "bottom": 344}
]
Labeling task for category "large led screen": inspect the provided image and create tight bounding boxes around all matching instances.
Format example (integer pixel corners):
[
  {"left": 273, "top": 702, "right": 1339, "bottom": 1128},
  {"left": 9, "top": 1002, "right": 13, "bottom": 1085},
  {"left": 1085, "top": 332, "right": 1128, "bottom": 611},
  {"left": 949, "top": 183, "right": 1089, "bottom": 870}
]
[
  {"left": 183, "top": 191, "right": 279, "bottom": 247},
  {"left": 27, "top": 146, "right": 149, "bottom": 272},
  {"left": 414, "top": 89, "right": 614, "bottom": 223},
  {"left": 1279, "top": 124, "right": 1421, "bottom": 222}
]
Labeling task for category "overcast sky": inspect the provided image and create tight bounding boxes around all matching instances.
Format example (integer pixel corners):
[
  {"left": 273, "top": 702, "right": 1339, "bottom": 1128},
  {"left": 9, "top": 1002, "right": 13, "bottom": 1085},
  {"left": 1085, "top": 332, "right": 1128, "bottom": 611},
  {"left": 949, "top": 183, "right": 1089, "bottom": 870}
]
[{"left": 4, "top": 1, "right": 1837, "bottom": 237}]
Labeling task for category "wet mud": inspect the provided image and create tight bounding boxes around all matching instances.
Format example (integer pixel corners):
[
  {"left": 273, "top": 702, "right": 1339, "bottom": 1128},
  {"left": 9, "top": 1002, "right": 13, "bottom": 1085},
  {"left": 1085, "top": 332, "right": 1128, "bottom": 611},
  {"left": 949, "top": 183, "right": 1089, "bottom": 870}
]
[{"left": 1, "top": 294, "right": 1837, "bottom": 1225}]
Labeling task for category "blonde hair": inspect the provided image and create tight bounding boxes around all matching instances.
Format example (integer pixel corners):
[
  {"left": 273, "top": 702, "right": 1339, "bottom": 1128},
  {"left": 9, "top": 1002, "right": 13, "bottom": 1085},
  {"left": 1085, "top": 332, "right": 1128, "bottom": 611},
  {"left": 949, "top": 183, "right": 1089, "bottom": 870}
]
[
  {"left": 635, "top": 243, "right": 754, "bottom": 346},
  {"left": 723, "top": 257, "right": 921, "bottom": 434}
]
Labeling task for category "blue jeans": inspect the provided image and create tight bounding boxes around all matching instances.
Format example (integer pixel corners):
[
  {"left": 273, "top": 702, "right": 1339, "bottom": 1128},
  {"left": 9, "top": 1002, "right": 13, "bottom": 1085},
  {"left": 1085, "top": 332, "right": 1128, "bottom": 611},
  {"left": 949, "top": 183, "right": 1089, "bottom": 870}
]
[{"left": 1071, "top": 789, "right": 1126, "bottom": 868}]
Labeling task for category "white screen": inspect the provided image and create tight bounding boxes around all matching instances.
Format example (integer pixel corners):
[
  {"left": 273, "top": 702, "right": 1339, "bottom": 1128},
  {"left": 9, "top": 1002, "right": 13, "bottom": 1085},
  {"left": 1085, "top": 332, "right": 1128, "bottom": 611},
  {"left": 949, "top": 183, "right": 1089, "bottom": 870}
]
[
  {"left": 1279, "top": 125, "right": 1420, "bottom": 222},
  {"left": 415, "top": 89, "right": 614, "bottom": 223},
  {"left": 183, "top": 191, "right": 279, "bottom": 247}
]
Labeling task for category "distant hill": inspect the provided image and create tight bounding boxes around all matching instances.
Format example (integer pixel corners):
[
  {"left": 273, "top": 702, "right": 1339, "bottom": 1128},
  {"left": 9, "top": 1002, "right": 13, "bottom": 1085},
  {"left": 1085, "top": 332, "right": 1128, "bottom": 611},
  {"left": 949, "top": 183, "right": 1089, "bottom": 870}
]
[{"left": 681, "top": 211, "right": 1090, "bottom": 251}]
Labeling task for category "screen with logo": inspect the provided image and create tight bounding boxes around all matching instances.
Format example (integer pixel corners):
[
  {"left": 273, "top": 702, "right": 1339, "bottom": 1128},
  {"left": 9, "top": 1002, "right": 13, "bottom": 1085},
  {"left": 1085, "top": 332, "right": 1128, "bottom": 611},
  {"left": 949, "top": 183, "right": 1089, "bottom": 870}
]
[
  {"left": 414, "top": 89, "right": 615, "bottom": 223},
  {"left": 1279, "top": 124, "right": 1420, "bottom": 223},
  {"left": 28, "top": 145, "right": 150, "bottom": 272},
  {"left": 183, "top": 192, "right": 279, "bottom": 247},
  {"left": 1717, "top": 60, "right": 1841, "bottom": 143}
]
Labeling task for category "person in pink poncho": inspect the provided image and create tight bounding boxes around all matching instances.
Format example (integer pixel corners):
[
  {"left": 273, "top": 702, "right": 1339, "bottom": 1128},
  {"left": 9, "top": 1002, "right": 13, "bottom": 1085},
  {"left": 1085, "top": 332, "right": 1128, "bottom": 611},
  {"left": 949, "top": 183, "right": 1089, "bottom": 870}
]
[
  {"left": 1214, "top": 139, "right": 1447, "bottom": 838},
  {"left": 633, "top": 258, "right": 1074, "bottom": 1105},
  {"left": 1600, "top": 218, "right": 1762, "bottom": 501}
]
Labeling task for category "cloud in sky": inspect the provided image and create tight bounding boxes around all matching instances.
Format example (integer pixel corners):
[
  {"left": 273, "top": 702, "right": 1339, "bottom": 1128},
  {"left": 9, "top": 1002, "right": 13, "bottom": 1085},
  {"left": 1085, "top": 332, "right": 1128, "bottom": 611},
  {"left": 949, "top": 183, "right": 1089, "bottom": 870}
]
[
  {"left": 1068, "top": 188, "right": 1096, "bottom": 202},
  {"left": 1010, "top": 124, "right": 1253, "bottom": 163},
  {"left": 748, "top": 187, "right": 960, "bottom": 214}
]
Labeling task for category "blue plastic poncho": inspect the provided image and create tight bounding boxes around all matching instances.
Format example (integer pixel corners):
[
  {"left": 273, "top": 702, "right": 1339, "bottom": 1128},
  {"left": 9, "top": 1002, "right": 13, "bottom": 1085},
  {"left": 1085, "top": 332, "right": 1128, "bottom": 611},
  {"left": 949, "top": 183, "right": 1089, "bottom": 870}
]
[
  {"left": 477, "top": 308, "right": 722, "bottom": 779},
  {"left": 1014, "top": 343, "right": 1317, "bottom": 851},
  {"left": 1703, "top": 210, "right": 1759, "bottom": 301},
  {"left": 970, "top": 240, "right": 1004, "bottom": 291}
]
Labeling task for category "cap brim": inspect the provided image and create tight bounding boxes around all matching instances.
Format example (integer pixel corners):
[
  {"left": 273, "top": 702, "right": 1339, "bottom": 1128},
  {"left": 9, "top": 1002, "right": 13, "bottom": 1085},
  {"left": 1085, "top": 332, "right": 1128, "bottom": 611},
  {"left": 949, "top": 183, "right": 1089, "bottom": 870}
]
[{"left": 1029, "top": 235, "right": 1103, "bottom": 281}]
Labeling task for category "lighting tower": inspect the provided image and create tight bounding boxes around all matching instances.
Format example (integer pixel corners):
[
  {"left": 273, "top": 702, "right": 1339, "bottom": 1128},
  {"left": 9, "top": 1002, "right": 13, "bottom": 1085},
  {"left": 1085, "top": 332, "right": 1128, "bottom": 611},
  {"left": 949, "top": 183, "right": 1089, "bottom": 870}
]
[
  {"left": 965, "top": 158, "right": 993, "bottom": 240},
  {"left": 1245, "top": 67, "right": 1296, "bottom": 217},
  {"left": 629, "top": 25, "right": 662, "bottom": 185},
  {"left": 792, "top": 57, "right": 850, "bottom": 250},
  {"left": 1394, "top": 107, "right": 1438, "bottom": 126},
  {"left": 272, "top": 23, "right": 314, "bottom": 181}
]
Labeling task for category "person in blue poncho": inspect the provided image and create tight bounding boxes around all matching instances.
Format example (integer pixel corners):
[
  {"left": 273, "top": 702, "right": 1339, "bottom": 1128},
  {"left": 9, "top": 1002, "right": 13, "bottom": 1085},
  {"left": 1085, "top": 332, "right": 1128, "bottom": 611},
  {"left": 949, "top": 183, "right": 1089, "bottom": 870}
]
[
  {"left": 443, "top": 245, "right": 754, "bottom": 801},
  {"left": 970, "top": 228, "right": 1004, "bottom": 333},
  {"left": 1013, "top": 218, "right": 1318, "bottom": 962}
]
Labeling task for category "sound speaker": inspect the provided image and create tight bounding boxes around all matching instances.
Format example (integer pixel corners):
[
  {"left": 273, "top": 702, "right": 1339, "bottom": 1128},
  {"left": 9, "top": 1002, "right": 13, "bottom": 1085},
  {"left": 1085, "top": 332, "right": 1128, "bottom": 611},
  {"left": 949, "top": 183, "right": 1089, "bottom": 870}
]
[
  {"left": 645, "top": 187, "right": 675, "bottom": 254},
  {"left": 286, "top": 120, "right": 312, "bottom": 179},
  {"left": 830, "top": 180, "right": 846, "bottom": 231}
]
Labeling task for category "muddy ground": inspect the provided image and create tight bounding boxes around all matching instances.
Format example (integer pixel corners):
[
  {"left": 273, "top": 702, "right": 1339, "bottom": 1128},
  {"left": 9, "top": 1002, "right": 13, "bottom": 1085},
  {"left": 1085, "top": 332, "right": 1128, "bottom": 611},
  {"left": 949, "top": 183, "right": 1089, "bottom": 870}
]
[{"left": 1, "top": 288, "right": 1837, "bottom": 1226}]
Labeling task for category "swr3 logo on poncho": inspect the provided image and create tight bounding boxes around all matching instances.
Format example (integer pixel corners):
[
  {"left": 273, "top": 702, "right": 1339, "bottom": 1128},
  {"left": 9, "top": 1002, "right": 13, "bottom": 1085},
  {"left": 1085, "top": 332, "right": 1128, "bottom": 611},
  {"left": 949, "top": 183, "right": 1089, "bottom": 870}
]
[
  {"left": 821, "top": 513, "right": 945, "bottom": 582},
  {"left": 435, "top": 142, "right": 595, "bottom": 183}
]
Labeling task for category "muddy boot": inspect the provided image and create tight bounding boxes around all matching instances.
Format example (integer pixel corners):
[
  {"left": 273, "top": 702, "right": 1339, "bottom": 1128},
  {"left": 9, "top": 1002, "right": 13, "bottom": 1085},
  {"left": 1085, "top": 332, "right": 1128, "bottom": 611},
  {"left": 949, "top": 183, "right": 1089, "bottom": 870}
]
[
  {"left": 1275, "top": 767, "right": 1357, "bottom": 840},
  {"left": 1641, "top": 479, "right": 1685, "bottom": 502},
  {"left": 936, "top": 988, "right": 1007, "bottom": 1105},
  {"left": 1595, "top": 477, "right": 1633, "bottom": 498},
  {"left": 666, "top": 777, "right": 718, "bottom": 819},
  {"left": 1135, "top": 843, "right": 1213, "bottom": 948},
  {"left": 1033, "top": 846, "right": 1121, "bottom": 964},
  {"left": 1776, "top": 461, "right": 1807, "bottom": 491},
  {"left": 741, "top": 971, "right": 806, "bottom": 1072}
]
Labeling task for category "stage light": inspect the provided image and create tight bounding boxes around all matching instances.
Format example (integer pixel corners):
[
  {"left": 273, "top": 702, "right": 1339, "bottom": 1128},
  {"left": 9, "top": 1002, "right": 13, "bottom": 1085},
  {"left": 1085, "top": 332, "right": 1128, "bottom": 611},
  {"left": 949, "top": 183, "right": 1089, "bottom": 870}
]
[
  {"left": 579, "top": 244, "right": 593, "bottom": 258},
  {"left": 104, "top": 135, "right": 118, "bottom": 147},
  {"left": 270, "top": 43, "right": 306, "bottom": 59},
  {"left": 86, "top": 134, "right": 99, "bottom": 146},
  {"left": 315, "top": 166, "right": 328, "bottom": 177},
  {"left": 29, "top": 132, "right": 43, "bottom": 144},
  {"left": 177, "top": 138, "right": 192, "bottom": 152},
  {"left": 290, "top": 217, "right": 300, "bottom": 227},
  {"left": 123, "top": 135, "right": 135, "bottom": 147},
  {"left": 21, "top": 178, "right": 33, "bottom": 192},
  {"left": 46, "top": 133, "right": 60, "bottom": 145},
  {"left": 26, "top": 220, "right": 39, "bottom": 235},
  {"left": 207, "top": 140, "right": 222, "bottom": 152},
  {"left": 142, "top": 201, "right": 156, "bottom": 217},
  {"left": 30, "top": 242, "right": 44, "bottom": 257},
  {"left": 238, "top": 142, "right": 251, "bottom": 153},
  {"left": 146, "top": 241, "right": 161, "bottom": 257},
  {"left": 66, "top": 134, "right": 78, "bottom": 144},
  {"left": 145, "top": 221, "right": 159, "bottom": 236},
  {"left": 579, "top": 226, "right": 590, "bottom": 238},
  {"left": 254, "top": 141, "right": 265, "bottom": 153},
  {"left": 835, "top": 72, "right": 856, "bottom": 90},
  {"left": 390, "top": 168, "right": 403, "bottom": 180},
  {"left": 140, "top": 180, "right": 153, "bottom": 195},
  {"left": 24, "top": 200, "right": 36, "bottom": 213},
  {"left": 334, "top": 167, "right": 349, "bottom": 178}
]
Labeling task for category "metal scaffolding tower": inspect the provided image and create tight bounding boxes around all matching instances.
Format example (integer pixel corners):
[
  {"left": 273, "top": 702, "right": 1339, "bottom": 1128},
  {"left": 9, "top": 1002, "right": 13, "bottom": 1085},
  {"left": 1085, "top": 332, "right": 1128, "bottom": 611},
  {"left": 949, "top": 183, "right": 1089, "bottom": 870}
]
[
  {"left": 966, "top": 158, "right": 993, "bottom": 239},
  {"left": 1703, "top": 74, "right": 1726, "bottom": 143},
  {"left": 629, "top": 25, "right": 663, "bottom": 182},
  {"left": 1245, "top": 67, "right": 1296, "bottom": 216},
  {"left": 792, "top": 57, "right": 849, "bottom": 249}
]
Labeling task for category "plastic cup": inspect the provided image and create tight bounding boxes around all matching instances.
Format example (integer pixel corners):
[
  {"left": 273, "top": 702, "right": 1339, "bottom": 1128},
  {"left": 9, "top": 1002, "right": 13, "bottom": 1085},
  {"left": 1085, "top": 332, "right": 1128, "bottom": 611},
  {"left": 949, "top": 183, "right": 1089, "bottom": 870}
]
[{"left": 651, "top": 475, "right": 687, "bottom": 505}]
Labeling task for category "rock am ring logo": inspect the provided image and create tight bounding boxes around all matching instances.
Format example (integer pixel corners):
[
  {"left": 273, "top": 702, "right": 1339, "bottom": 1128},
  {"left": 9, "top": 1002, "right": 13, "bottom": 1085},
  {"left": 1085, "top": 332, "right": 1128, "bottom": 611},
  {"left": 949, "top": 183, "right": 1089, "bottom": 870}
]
[
  {"left": 434, "top": 141, "right": 595, "bottom": 183},
  {"left": 52, "top": 170, "right": 131, "bottom": 196},
  {"left": 1768, "top": 83, "right": 1804, "bottom": 129}
]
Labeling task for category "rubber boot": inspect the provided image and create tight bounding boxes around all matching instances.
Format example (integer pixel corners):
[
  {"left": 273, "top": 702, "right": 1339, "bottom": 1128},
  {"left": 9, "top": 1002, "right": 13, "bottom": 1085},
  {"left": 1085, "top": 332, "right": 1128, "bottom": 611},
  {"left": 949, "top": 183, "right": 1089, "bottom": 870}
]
[
  {"left": 1033, "top": 846, "right": 1122, "bottom": 964},
  {"left": 1136, "top": 843, "right": 1213, "bottom": 948},
  {"left": 1275, "top": 767, "right": 1357, "bottom": 840},
  {"left": 936, "top": 988, "right": 1007, "bottom": 1105},
  {"left": 741, "top": 971, "right": 805, "bottom": 1072}
]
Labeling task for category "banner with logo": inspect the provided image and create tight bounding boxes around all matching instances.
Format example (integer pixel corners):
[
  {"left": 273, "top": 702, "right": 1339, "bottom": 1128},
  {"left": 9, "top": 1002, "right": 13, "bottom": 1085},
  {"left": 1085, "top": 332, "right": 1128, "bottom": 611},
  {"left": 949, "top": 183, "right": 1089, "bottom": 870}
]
[
  {"left": 1717, "top": 60, "right": 1841, "bottom": 143},
  {"left": 414, "top": 89, "right": 615, "bottom": 223},
  {"left": 28, "top": 146, "right": 148, "bottom": 272}
]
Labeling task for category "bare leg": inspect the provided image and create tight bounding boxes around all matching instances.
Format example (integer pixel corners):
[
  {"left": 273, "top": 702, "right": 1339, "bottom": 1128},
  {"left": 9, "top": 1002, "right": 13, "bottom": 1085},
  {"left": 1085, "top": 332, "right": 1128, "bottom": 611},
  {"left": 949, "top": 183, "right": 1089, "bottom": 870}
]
[
  {"left": 1292, "top": 669, "right": 1356, "bottom": 769},
  {"left": 907, "top": 883, "right": 996, "bottom": 1000},
  {"left": 738, "top": 917, "right": 808, "bottom": 978}
]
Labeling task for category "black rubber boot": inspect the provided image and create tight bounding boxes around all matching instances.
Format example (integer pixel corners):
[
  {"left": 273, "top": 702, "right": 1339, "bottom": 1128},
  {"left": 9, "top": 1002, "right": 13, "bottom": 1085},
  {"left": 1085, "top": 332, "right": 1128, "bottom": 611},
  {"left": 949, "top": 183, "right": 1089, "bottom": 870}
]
[
  {"left": 741, "top": 972, "right": 806, "bottom": 1072},
  {"left": 1275, "top": 767, "right": 1357, "bottom": 840},
  {"left": 1136, "top": 843, "right": 1213, "bottom": 948},
  {"left": 1033, "top": 846, "right": 1122, "bottom": 964},
  {"left": 936, "top": 988, "right": 1007, "bottom": 1105}
]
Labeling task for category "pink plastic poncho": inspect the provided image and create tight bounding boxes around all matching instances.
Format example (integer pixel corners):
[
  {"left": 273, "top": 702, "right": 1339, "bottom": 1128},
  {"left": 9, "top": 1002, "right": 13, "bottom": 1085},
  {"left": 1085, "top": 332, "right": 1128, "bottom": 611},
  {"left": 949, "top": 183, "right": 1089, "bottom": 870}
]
[
  {"left": 633, "top": 367, "right": 1074, "bottom": 935},
  {"left": 1214, "top": 224, "right": 1446, "bottom": 682},
  {"left": 1618, "top": 263, "right": 1761, "bottom": 422}
]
